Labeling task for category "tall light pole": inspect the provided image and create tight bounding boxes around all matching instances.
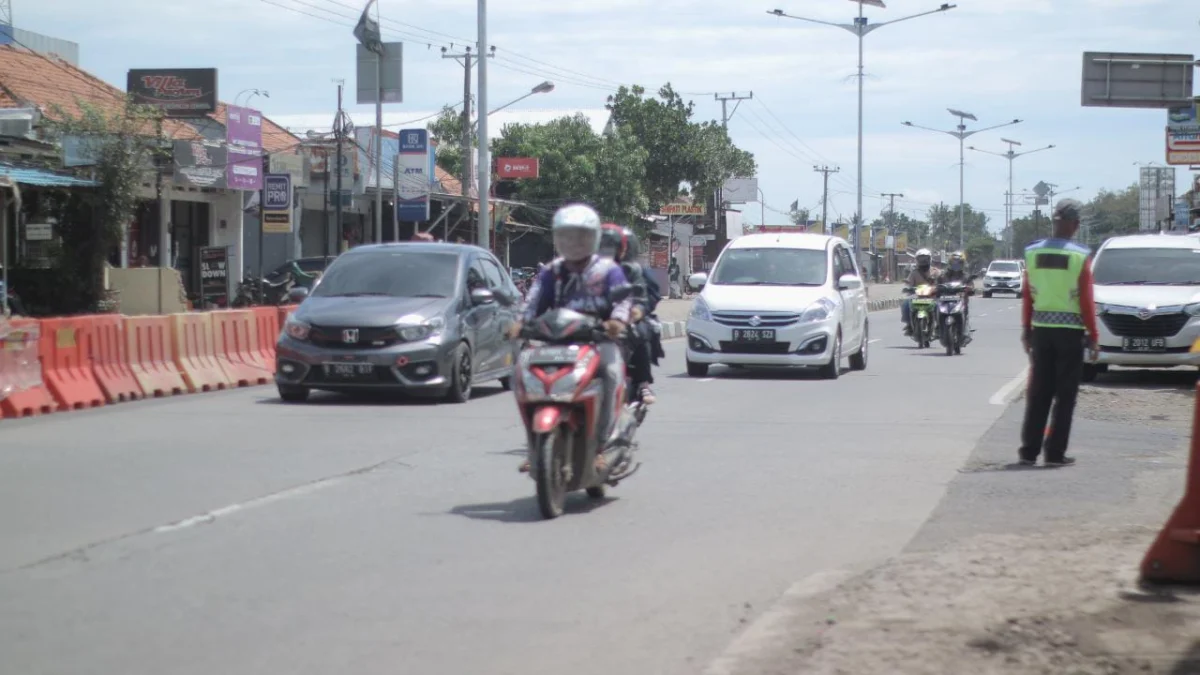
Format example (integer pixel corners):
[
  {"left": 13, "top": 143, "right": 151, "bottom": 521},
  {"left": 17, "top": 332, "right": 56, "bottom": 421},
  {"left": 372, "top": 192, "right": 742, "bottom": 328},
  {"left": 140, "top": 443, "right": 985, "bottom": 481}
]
[
  {"left": 488, "top": 81, "right": 554, "bottom": 115},
  {"left": 902, "top": 110, "right": 1021, "bottom": 250},
  {"left": 969, "top": 139, "right": 1054, "bottom": 257},
  {"left": 768, "top": 2, "right": 956, "bottom": 261},
  {"left": 477, "top": 0, "right": 490, "bottom": 250}
]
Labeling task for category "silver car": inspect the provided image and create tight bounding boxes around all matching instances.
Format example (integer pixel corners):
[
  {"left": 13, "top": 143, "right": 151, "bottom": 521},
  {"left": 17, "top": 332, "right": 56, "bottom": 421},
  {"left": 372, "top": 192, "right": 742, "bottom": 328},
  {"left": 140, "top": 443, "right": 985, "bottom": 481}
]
[
  {"left": 275, "top": 243, "right": 522, "bottom": 402},
  {"left": 981, "top": 259, "right": 1024, "bottom": 298}
]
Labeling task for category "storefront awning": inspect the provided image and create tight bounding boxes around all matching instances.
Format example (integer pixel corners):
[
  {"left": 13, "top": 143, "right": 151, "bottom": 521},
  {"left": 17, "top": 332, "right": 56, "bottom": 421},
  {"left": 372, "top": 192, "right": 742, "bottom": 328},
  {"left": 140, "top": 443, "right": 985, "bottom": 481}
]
[{"left": 0, "top": 164, "right": 98, "bottom": 188}]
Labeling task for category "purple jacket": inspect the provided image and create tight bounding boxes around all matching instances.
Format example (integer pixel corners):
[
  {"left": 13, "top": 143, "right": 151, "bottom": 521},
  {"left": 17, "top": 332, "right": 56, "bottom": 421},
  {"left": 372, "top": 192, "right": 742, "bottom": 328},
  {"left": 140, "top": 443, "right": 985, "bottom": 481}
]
[{"left": 522, "top": 255, "right": 633, "bottom": 324}]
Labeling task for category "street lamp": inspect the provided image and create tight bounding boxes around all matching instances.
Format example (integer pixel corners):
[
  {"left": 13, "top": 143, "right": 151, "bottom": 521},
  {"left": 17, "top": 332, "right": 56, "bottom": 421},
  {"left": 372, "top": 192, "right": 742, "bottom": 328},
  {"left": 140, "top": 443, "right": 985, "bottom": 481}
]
[
  {"left": 768, "top": 2, "right": 956, "bottom": 260},
  {"left": 969, "top": 139, "right": 1054, "bottom": 257},
  {"left": 234, "top": 89, "right": 269, "bottom": 107},
  {"left": 488, "top": 81, "right": 554, "bottom": 116},
  {"left": 902, "top": 109, "right": 1021, "bottom": 250}
]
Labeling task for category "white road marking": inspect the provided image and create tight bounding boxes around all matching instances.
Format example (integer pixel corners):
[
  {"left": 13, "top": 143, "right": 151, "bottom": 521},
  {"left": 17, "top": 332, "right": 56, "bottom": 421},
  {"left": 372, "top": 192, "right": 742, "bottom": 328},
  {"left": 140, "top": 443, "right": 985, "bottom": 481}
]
[
  {"left": 697, "top": 377, "right": 715, "bottom": 383},
  {"left": 989, "top": 367, "right": 1029, "bottom": 406},
  {"left": 868, "top": 339, "right": 882, "bottom": 344}
]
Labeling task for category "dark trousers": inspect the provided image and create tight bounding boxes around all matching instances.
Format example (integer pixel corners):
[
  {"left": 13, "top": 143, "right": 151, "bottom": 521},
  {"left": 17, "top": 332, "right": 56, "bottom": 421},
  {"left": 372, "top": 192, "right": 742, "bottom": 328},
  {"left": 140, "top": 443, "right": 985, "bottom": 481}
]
[{"left": 1019, "top": 327, "right": 1086, "bottom": 461}]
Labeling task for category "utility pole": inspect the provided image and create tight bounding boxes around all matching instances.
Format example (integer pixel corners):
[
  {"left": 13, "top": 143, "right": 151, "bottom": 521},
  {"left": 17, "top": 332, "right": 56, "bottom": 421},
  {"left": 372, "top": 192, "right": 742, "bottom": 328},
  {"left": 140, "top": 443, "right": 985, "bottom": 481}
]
[
  {"left": 333, "top": 81, "right": 347, "bottom": 254},
  {"left": 477, "top": 0, "right": 491, "bottom": 251},
  {"left": 442, "top": 46, "right": 492, "bottom": 198},
  {"left": 714, "top": 92, "right": 752, "bottom": 248},
  {"left": 880, "top": 192, "right": 903, "bottom": 282},
  {"left": 814, "top": 165, "right": 839, "bottom": 235}
]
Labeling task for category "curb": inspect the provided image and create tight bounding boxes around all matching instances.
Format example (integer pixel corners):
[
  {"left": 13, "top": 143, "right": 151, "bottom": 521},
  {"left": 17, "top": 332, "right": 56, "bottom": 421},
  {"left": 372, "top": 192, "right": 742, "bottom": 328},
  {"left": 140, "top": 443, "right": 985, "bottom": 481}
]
[{"left": 660, "top": 297, "right": 904, "bottom": 341}]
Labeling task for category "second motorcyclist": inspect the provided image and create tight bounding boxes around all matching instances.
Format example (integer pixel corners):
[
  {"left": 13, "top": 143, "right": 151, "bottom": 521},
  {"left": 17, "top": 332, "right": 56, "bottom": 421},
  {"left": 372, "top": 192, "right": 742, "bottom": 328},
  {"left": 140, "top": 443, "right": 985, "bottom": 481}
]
[
  {"left": 901, "top": 248, "right": 941, "bottom": 336},
  {"left": 598, "top": 222, "right": 661, "bottom": 406},
  {"left": 510, "top": 204, "right": 634, "bottom": 473}
]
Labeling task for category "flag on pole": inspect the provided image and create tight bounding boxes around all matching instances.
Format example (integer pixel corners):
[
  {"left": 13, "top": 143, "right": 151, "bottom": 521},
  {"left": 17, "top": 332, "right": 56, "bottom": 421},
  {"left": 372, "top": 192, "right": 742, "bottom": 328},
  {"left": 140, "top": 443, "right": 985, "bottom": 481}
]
[
  {"left": 353, "top": 0, "right": 383, "bottom": 55},
  {"left": 789, "top": 199, "right": 799, "bottom": 211},
  {"left": 849, "top": 0, "right": 886, "bottom": 7}
]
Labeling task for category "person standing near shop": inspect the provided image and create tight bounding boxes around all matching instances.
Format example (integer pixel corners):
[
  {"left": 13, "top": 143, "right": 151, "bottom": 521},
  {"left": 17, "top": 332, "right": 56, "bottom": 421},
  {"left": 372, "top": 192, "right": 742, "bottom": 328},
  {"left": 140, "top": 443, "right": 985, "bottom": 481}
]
[{"left": 1018, "top": 198, "right": 1097, "bottom": 467}]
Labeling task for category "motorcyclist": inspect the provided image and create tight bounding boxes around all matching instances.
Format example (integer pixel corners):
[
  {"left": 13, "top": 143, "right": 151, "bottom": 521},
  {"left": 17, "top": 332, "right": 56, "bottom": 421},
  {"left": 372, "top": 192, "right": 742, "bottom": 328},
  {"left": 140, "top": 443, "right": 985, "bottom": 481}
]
[
  {"left": 901, "top": 248, "right": 941, "bottom": 336},
  {"left": 939, "top": 250, "right": 973, "bottom": 330},
  {"left": 510, "top": 204, "right": 634, "bottom": 473},
  {"left": 598, "top": 222, "right": 661, "bottom": 405}
]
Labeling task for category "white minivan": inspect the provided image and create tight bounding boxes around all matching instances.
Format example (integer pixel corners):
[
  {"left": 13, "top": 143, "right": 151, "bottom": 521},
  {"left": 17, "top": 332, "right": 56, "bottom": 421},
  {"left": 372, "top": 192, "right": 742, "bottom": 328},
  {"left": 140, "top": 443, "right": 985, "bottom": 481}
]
[
  {"left": 683, "top": 233, "right": 869, "bottom": 379},
  {"left": 1086, "top": 233, "right": 1200, "bottom": 381}
]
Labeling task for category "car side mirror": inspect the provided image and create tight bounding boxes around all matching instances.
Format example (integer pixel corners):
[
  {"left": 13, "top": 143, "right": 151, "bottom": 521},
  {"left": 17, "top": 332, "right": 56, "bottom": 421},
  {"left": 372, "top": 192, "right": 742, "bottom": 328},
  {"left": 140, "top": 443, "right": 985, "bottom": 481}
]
[
  {"left": 287, "top": 286, "right": 309, "bottom": 303},
  {"left": 688, "top": 272, "right": 708, "bottom": 290},
  {"left": 837, "top": 273, "right": 861, "bottom": 291},
  {"left": 470, "top": 288, "right": 496, "bottom": 305}
]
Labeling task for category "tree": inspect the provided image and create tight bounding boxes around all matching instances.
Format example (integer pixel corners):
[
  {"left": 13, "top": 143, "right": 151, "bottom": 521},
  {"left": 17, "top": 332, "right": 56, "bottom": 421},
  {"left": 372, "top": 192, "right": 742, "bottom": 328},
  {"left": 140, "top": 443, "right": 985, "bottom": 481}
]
[
  {"left": 789, "top": 206, "right": 811, "bottom": 227},
  {"left": 42, "top": 99, "right": 164, "bottom": 313},
  {"left": 927, "top": 202, "right": 988, "bottom": 250},
  {"left": 605, "top": 84, "right": 755, "bottom": 208},
  {"left": 1082, "top": 184, "right": 1138, "bottom": 245},
  {"left": 490, "top": 114, "right": 649, "bottom": 226},
  {"left": 869, "top": 212, "right": 928, "bottom": 247},
  {"left": 427, "top": 104, "right": 470, "bottom": 179}
]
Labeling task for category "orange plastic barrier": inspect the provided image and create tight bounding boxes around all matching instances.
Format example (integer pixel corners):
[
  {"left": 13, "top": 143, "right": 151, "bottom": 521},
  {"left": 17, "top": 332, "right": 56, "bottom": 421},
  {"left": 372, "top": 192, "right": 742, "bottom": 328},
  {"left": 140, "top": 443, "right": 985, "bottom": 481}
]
[
  {"left": 39, "top": 316, "right": 106, "bottom": 410},
  {"left": 0, "top": 319, "right": 58, "bottom": 418},
  {"left": 170, "top": 312, "right": 233, "bottom": 392},
  {"left": 211, "top": 310, "right": 269, "bottom": 387},
  {"left": 251, "top": 306, "right": 281, "bottom": 367},
  {"left": 88, "top": 314, "right": 143, "bottom": 403},
  {"left": 124, "top": 316, "right": 187, "bottom": 397},
  {"left": 1140, "top": 380, "right": 1200, "bottom": 584},
  {"left": 277, "top": 304, "right": 299, "bottom": 327}
]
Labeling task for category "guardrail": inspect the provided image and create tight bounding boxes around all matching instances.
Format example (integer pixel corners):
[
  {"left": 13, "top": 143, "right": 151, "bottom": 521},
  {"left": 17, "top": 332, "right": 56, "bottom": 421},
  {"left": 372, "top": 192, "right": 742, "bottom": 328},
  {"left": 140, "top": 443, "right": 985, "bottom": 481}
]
[{"left": 0, "top": 306, "right": 299, "bottom": 420}]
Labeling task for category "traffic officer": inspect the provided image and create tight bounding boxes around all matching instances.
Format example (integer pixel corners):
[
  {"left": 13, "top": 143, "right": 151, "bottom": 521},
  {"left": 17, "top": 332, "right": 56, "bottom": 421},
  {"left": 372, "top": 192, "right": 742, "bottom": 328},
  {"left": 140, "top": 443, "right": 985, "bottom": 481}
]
[{"left": 1017, "top": 198, "right": 1098, "bottom": 467}]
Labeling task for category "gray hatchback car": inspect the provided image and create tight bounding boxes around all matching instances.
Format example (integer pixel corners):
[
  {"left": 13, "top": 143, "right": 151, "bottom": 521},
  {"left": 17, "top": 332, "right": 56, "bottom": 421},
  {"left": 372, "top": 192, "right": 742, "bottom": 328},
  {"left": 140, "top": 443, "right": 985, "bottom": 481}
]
[{"left": 274, "top": 243, "right": 522, "bottom": 403}]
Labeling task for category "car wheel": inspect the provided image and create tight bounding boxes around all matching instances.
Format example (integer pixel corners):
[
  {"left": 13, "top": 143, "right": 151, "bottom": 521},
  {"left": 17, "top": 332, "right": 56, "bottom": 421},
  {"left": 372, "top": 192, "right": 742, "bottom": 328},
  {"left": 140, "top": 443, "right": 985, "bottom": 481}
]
[
  {"left": 1081, "top": 363, "right": 1105, "bottom": 383},
  {"left": 499, "top": 376, "right": 512, "bottom": 391},
  {"left": 982, "top": 291, "right": 992, "bottom": 298},
  {"left": 819, "top": 331, "right": 841, "bottom": 380},
  {"left": 686, "top": 359, "right": 709, "bottom": 377},
  {"left": 445, "top": 342, "right": 474, "bottom": 403},
  {"left": 849, "top": 321, "right": 868, "bottom": 371},
  {"left": 277, "top": 384, "right": 310, "bottom": 402}
]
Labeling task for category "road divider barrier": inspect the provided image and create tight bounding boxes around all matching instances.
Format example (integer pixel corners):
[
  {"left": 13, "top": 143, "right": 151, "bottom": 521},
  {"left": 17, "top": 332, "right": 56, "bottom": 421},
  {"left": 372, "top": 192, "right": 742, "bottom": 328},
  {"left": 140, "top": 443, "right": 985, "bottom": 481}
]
[
  {"left": 0, "top": 306, "right": 298, "bottom": 423},
  {"left": 1140, "top": 379, "right": 1200, "bottom": 584}
]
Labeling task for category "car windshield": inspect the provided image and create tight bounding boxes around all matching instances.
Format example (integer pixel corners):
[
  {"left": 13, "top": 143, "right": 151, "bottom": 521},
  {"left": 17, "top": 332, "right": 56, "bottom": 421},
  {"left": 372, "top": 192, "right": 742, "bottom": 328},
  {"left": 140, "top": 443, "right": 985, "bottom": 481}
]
[
  {"left": 989, "top": 262, "right": 1020, "bottom": 273},
  {"left": 312, "top": 251, "right": 460, "bottom": 298},
  {"left": 1092, "top": 247, "right": 1200, "bottom": 286},
  {"left": 710, "top": 248, "right": 827, "bottom": 286}
]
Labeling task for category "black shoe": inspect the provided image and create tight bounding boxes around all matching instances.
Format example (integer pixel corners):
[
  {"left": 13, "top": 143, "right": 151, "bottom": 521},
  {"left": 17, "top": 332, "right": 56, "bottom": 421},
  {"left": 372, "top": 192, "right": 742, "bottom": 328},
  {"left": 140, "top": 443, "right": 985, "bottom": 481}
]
[
  {"left": 903, "top": 326, "right": 913, "bottom": 336},
  {"left": 1044, "top": 456, "right": 1076, "bottom": 467},
  {"left": 1017, "top": 458, "right": 1037, "bottom": 466}
]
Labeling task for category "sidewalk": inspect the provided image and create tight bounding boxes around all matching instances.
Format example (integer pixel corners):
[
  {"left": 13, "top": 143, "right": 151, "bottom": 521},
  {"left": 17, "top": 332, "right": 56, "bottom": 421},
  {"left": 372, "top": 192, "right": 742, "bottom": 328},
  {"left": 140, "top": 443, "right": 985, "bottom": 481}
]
[{"left": 713, "top": 374, "right": 1200, "bottom": 675}]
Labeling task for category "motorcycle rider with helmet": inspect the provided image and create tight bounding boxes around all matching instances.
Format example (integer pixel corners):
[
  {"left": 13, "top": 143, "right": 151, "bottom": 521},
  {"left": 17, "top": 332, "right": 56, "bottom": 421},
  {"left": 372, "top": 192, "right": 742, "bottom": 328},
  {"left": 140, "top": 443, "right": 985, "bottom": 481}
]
[
  {"left": 901, "top": 248, "right": 941, "bottom": 336},
  {"left": 940, "top": 250, "right": 973, "bottom": 332},
  {"left": 598, "top": 222, "right": 662, "bottom": 405},
  {"left": 509, "top": 204, "right": 634, "bottom": 474}
]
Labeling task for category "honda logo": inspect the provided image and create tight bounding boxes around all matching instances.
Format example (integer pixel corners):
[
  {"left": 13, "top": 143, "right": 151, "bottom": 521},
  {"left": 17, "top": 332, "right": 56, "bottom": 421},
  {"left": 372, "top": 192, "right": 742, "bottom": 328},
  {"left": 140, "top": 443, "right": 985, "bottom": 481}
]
[{"left": 342, "top": 329, "right": 359, "bottom": 343}]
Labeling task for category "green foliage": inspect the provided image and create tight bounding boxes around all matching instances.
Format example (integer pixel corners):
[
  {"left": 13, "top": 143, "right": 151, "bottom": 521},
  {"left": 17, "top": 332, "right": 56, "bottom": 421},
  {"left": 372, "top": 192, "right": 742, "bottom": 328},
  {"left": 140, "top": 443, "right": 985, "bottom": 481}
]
[
  {"left": 40, "top": 99, "right": 164, "bottom": 313},
  {"left": 427, "top": 104, "right": 470, "bottom": 179},
  {"left": 789, "top": 206, "right": 811, "bottom": 226},
  {"left": 1005, "top": 184, "right": 1139, "bottom": 255},
  {"left": 490, "top": 114, "right": 649, "bottom": 226},
  {"left": 926, "top": 202, "right": 990, "bottom": 250}
]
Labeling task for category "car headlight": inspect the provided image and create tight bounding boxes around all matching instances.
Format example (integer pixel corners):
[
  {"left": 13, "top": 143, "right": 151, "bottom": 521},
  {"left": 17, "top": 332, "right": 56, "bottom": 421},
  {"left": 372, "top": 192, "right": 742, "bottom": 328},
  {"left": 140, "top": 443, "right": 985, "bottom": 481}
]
[
  {"left": 284, "top": 318, "right": 311, "bottom": 341},
  {"left": 1184, "top": 303, "right": 1200, "bottom": 317},
  {"left": 397, "top": 316, "right": 445, "bottom": 342},
  {"left": 690, "top": 296, "right": 712, "bottom": 322},
  {"left": 800, "top": 297, "right": 836, "bottom": 323}
]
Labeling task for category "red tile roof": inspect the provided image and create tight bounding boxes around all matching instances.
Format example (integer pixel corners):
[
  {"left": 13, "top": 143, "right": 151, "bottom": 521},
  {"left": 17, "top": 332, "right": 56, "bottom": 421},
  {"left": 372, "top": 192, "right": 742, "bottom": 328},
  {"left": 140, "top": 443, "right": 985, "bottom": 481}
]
[
  {"left": 209, "top": 103, "right": 299, "bottom": 155},
  {"left": 0, "top": 44, "right": 200, "bottom": 139}
]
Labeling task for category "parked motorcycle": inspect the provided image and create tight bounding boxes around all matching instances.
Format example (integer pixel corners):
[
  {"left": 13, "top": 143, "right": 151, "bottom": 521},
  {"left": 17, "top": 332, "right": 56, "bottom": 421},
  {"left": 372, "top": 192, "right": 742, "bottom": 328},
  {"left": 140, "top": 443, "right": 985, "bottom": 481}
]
[
  {"left": 232, "top": 269, "right": 294, "bottom": 308},
  {"left": 902, "top": 284, "right": 938, "bottom": 348},
  {"left": 935, "top": 279, "right": 974, "bottom": 356},
  {"left": 514, "top": 307, "right": 644, "bottom": 520}
]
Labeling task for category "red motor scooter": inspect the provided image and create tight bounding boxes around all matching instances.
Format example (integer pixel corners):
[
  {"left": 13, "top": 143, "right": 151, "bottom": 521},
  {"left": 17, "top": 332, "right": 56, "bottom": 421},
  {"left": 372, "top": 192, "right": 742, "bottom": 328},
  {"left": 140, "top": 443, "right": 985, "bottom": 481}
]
[{"left": 514, "top": 307, "right": 645, "bottom": 519}]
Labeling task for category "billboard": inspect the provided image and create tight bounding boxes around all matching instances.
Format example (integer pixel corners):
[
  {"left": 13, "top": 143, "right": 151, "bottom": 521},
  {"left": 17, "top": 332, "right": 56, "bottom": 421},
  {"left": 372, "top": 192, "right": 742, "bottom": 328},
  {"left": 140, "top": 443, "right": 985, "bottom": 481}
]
[
  {"left": 127, "top": 68, "right": 218, "bottom": 117},
  {"left": 262, "top": 174, "right": 293, "bottom": 234},
  {"left": 356, "top": 42, "right": 403, "bottom": 105},
  {"left": 721, "top": 176, "right": 759, "bottom": 203},
  {"left": 396, "top": 128, "right": 431, "bottom": 222},
  {"left": 1138, "top": 166, "right": 1175, "bottom": 232},
  {"left": 660, "top": 203, "right": 706, "bottom": 216},
  {"left": 1080, "top": 52, "right": 1194, "bottom": 109},
  {"left": 225, "top": 105, "right": 262, "bottom": 191},
  {"left": 496, "top": 157, "right": 539, "bottom": 179},
  {"left": 173, "top": 139, "right": 226, "bottom": 188}
]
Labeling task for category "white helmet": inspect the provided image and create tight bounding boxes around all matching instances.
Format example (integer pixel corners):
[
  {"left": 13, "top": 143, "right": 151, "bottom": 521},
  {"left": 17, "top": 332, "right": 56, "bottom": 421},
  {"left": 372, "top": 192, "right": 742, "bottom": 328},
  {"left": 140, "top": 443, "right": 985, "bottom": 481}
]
[
  {"left": 915, "top": 248, "right": 932, "bottom": 268},
  {"left": 551, "top": 203, "right": 602, "bottom": 262}
]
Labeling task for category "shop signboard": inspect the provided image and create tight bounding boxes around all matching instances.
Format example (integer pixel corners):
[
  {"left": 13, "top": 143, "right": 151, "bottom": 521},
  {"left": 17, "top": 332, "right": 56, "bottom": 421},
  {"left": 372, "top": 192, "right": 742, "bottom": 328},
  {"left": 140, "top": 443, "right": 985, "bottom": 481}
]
[
  {"left": 199, "top": 246, "right": 230, "bottom": 308},
  {"left": 396, "top": 128, "right": 431, "bottom": 221},
  {"left": 895, "top": 232, "right": 909, "bottom": 251},
  {"left": 262, "top": 174, "right": 293, "bottom": 234},
  {"left": 173, "top": 139, "right": 227, "bottom": 188},
  {"left": 495, "top": 157, "right": 539, "bottom": 179},
  {"left": 225, "top": 105, "right": 262, "bottom": 191},
  {"left": 660, "top": 203, "right": 705, "bottom": 216},
  {"left": 127, "top": 68, "right": 218, "bottom": 117}
]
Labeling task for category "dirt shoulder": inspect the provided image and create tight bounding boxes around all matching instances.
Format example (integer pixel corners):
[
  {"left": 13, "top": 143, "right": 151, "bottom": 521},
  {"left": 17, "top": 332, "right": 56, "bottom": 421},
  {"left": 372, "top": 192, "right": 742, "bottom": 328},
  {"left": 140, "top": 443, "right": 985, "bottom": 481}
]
[{"left": 714, "top": 371, "right": 1199, "bottom": 675}]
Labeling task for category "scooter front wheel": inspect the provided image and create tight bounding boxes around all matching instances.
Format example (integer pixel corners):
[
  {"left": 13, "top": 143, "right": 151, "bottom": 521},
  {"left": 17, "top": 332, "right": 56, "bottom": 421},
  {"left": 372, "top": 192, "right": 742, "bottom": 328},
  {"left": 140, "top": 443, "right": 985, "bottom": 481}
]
[{"left": 534, "top": 427, "right": 569, "bottom": 519}]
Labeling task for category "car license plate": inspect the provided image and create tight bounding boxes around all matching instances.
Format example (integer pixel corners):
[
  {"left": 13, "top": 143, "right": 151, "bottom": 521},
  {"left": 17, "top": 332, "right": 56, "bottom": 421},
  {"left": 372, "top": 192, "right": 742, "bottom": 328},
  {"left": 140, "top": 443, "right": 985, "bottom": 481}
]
[
  {"left": 324, "top": 363, "right": 374, "bottom": 378},
  {"left": 732, "top": 328, "right": 775, "bottom": 342},
  {"left": 1122, "top": 337, "right": 1166, "bottom": 352}
]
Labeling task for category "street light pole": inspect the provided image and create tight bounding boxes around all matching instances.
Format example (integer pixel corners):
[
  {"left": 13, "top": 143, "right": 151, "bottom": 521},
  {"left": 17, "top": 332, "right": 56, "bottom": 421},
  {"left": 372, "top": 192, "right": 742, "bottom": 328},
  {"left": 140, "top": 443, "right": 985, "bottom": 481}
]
[
  {"left": 969, "top": 139, "right": 1054, "bottom": 257},
  {"left": 768, "top": 2, "right": 956, "bottom": 262},
  {"left": 902, "top": 110, "right": 1022, "bottom": 250},
  {"left": 477, "top": 0, "right": 490, "bottom": 251},
  {"left": 488, "top": 81, "right": 554, "bottom": 116}
]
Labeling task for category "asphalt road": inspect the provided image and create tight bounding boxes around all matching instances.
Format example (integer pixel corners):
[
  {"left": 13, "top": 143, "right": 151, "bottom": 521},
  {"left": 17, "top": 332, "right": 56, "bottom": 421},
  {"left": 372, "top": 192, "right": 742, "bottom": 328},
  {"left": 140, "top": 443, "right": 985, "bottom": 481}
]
[{"left": 0, "top": 297, "right": 1028, "bottom": 675}]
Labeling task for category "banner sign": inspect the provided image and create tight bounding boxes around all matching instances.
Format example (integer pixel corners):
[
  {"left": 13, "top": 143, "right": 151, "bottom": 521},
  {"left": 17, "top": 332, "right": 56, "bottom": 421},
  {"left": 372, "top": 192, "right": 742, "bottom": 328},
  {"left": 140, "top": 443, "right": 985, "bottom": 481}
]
[
  {"left": 660, "top": 203, "right": 706, "bottom": 216},
  {"left": 496, "top": 157, "right": 539, "bottom": 179},
  {"left": 127, "top": 68, "right": 218, "bottom": 117},
  {"left": 225, "top": 105, "right": 262, "bottom": 191},
  {"left": 895, "top": 232, "right": 909, "bottom": 251},
  {"left": 198, "top": 246, "right": 230, "bottom": 308},
  {"left": 262, "top": 173, "right": 293, "bottom": 234},
  {"left": 1166, "top": 125, "right": 1200, "bottom": 165},
  {"left": 173, "top": 139, "right": 227, "bottom": 188},
  {"left": 874, "top": 230, "right": 887, "bottom": 250},
  {"left": 396, "top": 128, "right": 431, "bottom": 222}
]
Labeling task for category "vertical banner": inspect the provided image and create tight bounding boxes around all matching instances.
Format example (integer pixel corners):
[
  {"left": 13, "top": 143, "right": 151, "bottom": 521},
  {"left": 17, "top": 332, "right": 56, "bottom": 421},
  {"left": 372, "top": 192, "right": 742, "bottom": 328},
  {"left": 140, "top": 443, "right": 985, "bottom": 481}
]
[
  {"left": 262, "top": 173, "right": 293, "bottom": 233},
  {"left": 895, "top": 232, "right": 909, "bottom": 251},
  {"left": 396, "top": 128, "right": 431, "bottom": 221},
  {"left": 226, "top": 105, "right": 263, "bottom": 191},
  {"left": 199, "top": 246, "right": 230, "bottom": 308},
  {"left": 874, "top": 230, "right": 887, "bottom": 250}
]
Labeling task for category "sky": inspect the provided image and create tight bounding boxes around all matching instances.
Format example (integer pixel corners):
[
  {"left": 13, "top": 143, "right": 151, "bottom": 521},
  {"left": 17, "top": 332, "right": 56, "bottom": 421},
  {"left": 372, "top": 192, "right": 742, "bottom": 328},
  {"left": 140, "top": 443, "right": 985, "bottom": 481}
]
[{"left": 19, "top": 0, "right": 1200, "bottom": 230}]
